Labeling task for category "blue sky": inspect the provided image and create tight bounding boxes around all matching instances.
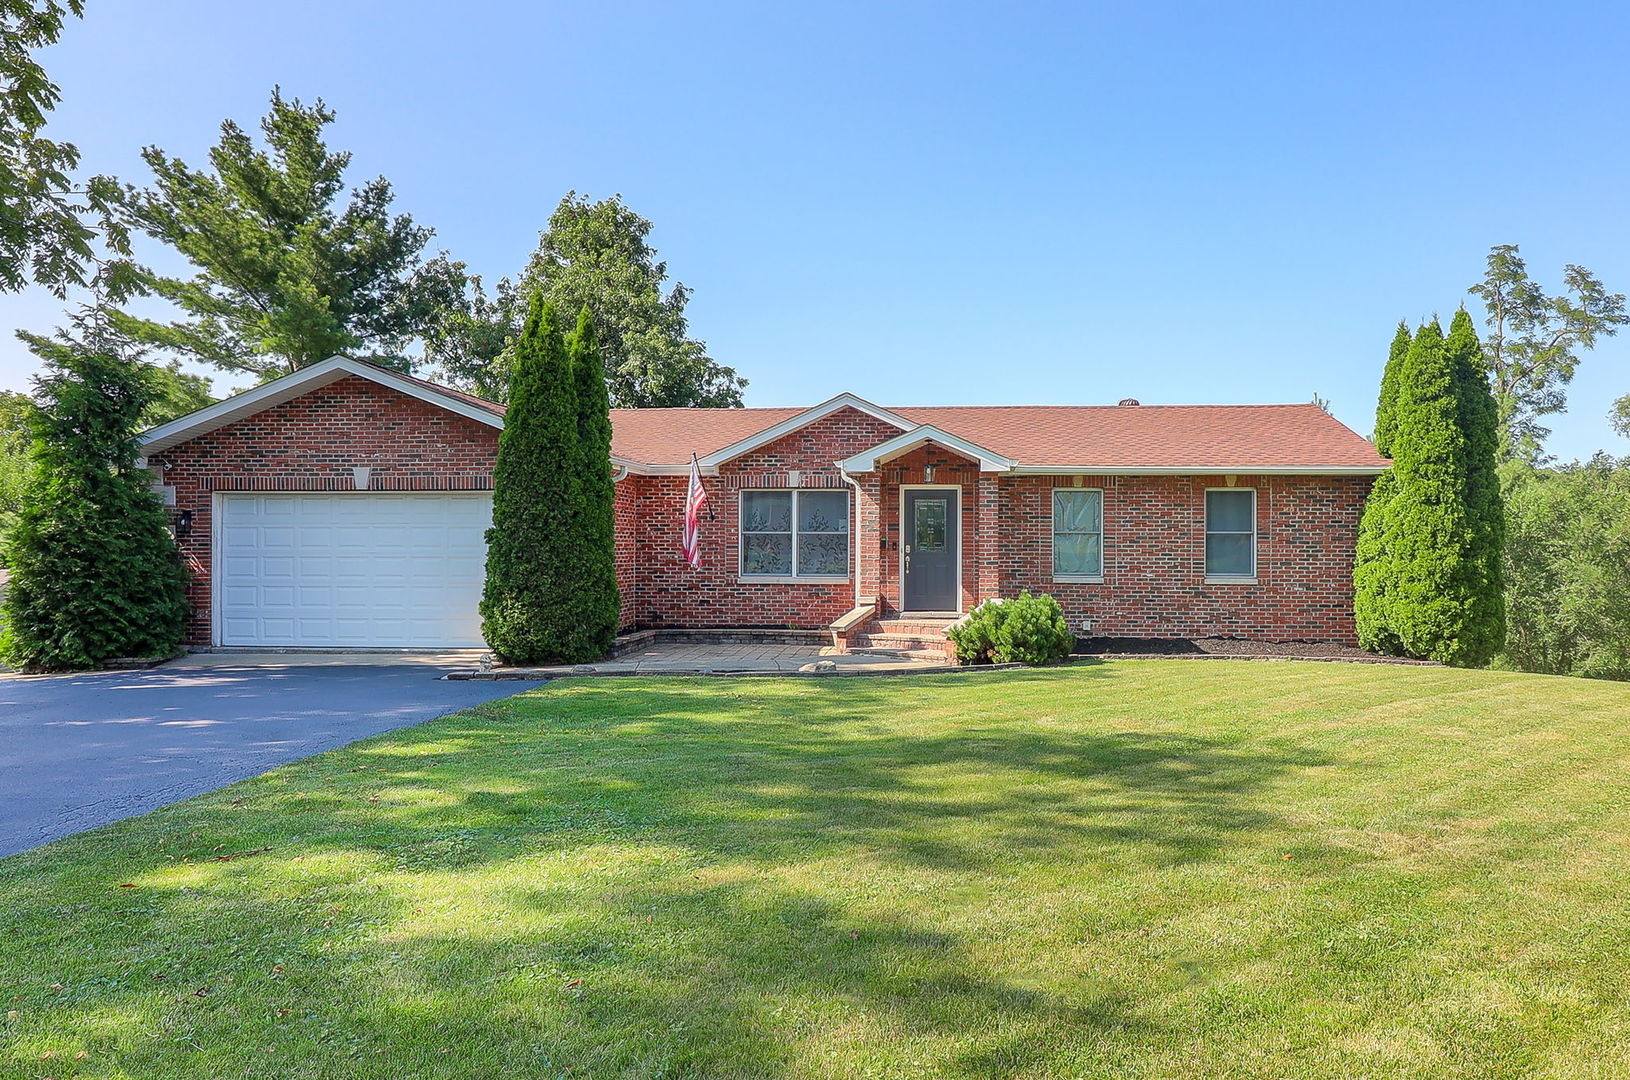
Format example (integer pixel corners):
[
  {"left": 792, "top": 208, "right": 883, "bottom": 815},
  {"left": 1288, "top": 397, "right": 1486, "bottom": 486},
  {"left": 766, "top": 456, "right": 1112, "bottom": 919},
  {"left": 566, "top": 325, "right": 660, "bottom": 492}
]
[{"left": 3, "top": 0, "right": 1627, "bottom": 460}]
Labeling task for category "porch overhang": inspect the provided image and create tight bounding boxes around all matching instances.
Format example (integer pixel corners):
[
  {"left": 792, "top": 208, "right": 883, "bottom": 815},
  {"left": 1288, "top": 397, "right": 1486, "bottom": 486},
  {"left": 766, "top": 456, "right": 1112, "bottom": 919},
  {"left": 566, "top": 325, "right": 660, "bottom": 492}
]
[{"left": 837, "top": 424, "right": 1016, "bottom": 474}]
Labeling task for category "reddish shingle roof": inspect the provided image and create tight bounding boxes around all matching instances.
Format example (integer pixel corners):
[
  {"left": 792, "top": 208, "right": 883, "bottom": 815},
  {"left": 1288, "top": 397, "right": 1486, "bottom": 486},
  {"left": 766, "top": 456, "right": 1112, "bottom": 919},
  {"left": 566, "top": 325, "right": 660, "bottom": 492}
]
[
  {"left": 395, "top": 370, "right": 1384, "bottom": 472},
  {"left": 609, "top": 407, "right": 805, "bottom": 466},
  {"left": 605, "top": 401, "right": 1386, "bottom": 472},
  {"left": 898, "top": 404, "right": 1386, "bottom": 470}
]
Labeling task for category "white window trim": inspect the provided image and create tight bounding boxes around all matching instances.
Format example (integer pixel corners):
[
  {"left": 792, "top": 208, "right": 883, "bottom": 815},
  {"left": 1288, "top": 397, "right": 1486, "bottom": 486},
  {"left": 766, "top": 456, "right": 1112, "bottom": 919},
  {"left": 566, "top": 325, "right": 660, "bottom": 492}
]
[
  {"left": 1051, "top": 486, "right": 1105, "bottom": 583},
  {"left": 738, "top": 488, "right": 851, "bottom": 582},
  {"left": 1204, "top": 487, "right": 1258, "bottom": 583}
]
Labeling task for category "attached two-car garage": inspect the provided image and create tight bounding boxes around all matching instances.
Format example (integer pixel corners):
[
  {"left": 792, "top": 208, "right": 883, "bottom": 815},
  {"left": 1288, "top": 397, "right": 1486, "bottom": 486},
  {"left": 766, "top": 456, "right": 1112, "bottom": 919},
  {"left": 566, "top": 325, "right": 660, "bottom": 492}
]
[{"left": 215, "top": 492, "right": 492, "bottom": 648}]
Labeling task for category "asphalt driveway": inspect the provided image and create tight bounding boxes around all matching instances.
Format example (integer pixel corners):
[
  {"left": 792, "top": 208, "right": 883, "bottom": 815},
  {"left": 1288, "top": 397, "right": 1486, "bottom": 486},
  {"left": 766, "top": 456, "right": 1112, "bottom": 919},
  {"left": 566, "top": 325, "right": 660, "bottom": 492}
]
[{"left": 0, "top": 660, "right": 541, "bottom": 858}]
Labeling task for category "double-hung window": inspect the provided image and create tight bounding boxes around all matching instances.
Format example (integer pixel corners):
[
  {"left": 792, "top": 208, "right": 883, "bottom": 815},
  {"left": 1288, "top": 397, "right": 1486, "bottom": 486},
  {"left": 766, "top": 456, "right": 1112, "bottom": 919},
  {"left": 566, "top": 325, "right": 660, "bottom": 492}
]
[
  {"left": 1052, "top": 488, "right": 1103, "bottom": 579},
  {"left": 740, "top": 489, "right": 850, "bottom": 579},
  {"left": 1205, "top": 488, "right": 1257, "bottom": 580}
]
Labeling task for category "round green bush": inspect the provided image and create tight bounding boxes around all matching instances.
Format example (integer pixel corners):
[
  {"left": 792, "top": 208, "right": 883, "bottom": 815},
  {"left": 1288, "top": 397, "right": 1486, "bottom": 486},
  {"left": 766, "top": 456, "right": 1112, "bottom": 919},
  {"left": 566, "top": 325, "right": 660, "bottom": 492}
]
[{"left": 949, "top": 592, "right": 1073, "bottom": 666}]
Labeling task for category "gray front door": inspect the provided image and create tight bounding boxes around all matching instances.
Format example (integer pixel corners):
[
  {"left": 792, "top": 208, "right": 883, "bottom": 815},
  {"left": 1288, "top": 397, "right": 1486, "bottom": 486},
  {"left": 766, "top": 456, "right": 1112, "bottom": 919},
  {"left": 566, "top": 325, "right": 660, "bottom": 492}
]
[{"left": 903, "top": 488, "right": 958, "bottom": 611}]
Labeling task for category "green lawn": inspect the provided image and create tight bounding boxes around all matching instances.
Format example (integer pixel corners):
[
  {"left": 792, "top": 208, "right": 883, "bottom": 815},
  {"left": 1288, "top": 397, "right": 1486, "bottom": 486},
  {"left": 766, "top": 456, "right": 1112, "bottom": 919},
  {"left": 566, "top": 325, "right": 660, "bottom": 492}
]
[{"left": 6, "top": 662, "right": 1630, "bottom": 1079}]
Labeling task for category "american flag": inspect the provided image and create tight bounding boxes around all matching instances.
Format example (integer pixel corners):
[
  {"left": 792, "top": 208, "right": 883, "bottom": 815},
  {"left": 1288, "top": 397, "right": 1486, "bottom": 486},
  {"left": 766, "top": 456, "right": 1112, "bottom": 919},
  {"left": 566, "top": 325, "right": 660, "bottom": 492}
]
[{"left": 683, "top": 455, "right": 708, "bottom": 568}]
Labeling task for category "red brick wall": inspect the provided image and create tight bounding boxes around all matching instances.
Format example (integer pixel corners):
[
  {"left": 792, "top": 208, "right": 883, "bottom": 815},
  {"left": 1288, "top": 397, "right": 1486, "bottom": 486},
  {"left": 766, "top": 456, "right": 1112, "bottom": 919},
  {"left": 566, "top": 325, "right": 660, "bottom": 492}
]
[
  {"left": 156, "top": 376, "right": 501, "bottom": 645},
  {"left": 159, "top": 379, "right": 1369, "bottom": 647},
  {"left": 873, "top": 445, "right": 983, "bottom": 615},
  {"left": 613, "top": 478, "right": 640, "bottom": 630},
  {"left": 987, "top": 473, "right": 1371, "bottom": 643},
  {"left": 619, "top": 408, "right": 909, "bottom": 629}
]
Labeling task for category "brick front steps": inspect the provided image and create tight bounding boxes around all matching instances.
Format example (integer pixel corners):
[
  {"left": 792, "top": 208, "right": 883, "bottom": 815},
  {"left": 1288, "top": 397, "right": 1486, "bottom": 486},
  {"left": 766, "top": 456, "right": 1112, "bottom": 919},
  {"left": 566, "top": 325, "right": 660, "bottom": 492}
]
[{"left": 843, "top": 617, "right": 958, "bottom": 664}]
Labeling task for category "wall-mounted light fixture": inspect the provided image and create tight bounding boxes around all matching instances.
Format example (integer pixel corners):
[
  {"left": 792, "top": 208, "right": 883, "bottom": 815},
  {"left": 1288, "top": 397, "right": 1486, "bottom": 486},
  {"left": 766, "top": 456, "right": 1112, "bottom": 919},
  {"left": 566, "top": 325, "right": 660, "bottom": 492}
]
[
  {"left": 173, "top": 508, "right": 193, "bottom": 539},
  {"left": 924, "top": 464, "right": 936, "bottom": 482}
]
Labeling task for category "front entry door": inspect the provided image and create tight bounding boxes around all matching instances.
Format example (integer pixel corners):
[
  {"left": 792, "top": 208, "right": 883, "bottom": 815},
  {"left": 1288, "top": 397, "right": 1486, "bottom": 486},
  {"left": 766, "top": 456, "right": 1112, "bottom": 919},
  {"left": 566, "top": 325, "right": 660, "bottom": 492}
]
[{"left": 903, "top": 488, "right": 958, "bottom": 611}]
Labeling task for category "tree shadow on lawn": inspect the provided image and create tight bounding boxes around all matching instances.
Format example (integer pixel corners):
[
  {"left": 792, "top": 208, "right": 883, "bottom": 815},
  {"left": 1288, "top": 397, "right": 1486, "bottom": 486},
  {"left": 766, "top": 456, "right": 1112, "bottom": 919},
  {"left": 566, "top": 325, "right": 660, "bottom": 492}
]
[
  {"left": 327, "top": 669, "right": 1331, "bottom": 874},
  {"left": 3, "top": 669, "right": 1330, "bottom": 1077}
]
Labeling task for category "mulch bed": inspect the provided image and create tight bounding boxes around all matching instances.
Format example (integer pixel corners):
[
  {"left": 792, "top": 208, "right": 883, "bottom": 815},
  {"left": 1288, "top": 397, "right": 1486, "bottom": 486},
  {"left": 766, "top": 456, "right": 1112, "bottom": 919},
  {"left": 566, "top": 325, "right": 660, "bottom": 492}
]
[{"left": 1072, "top": 636, "right": 1438, "bottom": 665}]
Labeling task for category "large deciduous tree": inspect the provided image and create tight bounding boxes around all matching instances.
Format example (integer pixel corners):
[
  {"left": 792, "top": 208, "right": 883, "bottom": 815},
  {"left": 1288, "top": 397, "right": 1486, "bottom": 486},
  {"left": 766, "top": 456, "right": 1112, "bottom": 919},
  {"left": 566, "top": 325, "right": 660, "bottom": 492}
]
[
  {"left": 0, "top": 1, "right": 135, "bottom": 298},
  {"left": 433, "top": 193, "right": 745, "bottom": 408},
  {"left": 0, "top": 311, "right": 187, "bottom": 670},
  {"left": 1467, "top": 244, "right": 1628, "bottom": 462},
  {"left": 1355, "top": 318, "right": 1503, "bottom": 666},
  {"left": 110, "top": 89, "right": 467, "bottom": 380},
  {"left": 479, "top": 295, "right": 584, "bottom": 664},
  {"left": 0, "top": 389, "right": 34, "bottom": 553},
  {"left": 1500, "top": 456, "right": 1630, "bottom": 680}
]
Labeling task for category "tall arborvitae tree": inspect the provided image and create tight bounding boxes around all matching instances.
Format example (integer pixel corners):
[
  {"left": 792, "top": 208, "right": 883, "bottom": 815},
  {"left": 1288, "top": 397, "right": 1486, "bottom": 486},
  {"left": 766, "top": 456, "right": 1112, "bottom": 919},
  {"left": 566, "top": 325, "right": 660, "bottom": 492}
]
[
  {"left": 1444, "top": 307, "right": 1505, "bottom": 663},
  {"left": 479, "top": 294, "right": 583, "bottom": 663},
  {"left": 1, "top": 314, "right": 188, "bottom": 671},
  {"left": 1373, "top": 321, "right": 1412, "bottom": 456},
  {"left": 567, "top": 306, "right": 621, "bottom": 656},
  {"left": 1355, "top": 323, "right": 1414, "bottom": 654},
  {"left": 1357, "top": 318, "right": 1497, "bottom": 664}
]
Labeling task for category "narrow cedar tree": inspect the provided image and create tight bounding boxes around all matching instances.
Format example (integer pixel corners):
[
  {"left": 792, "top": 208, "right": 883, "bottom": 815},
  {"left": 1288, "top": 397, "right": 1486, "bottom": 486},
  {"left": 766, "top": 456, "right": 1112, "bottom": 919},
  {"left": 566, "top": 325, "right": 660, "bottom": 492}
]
[
  {"left": 1444, "top": 307, "right": 1506, "bottom": 663},
  {"left": 479, "top": 295, "right": 585, "bottom": 664},
  {"left": 1353, "top": 465, "right": 1401, "bottom": 655},
  {"left": 567, "top": 305, "right": 620, "bottom": 656},
  {"left": 1, "top": 326, "right": 188, "bottom": 671},
  {"left": 1373, "top": 319, "right": 1488, "bottom": 663},
  {"left": 1355, "top": 322, "right": 1414, "bottom": 653},
  {"left": 1373, "top": 321, "right": 1412, "bottom": 456}
]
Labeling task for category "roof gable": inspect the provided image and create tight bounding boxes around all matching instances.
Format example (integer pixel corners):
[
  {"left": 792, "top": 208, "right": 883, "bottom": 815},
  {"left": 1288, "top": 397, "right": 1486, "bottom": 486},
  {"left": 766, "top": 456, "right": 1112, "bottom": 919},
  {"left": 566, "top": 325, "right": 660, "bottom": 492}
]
[
  {"left": 838, "top": 425, "right": 1017, "bottom": 473},
  {"left": 139, "top": 356, "right": 504, "bottom": 455},
  {"left": 696, "top": 393, "right": 915, "bottom": 467}
]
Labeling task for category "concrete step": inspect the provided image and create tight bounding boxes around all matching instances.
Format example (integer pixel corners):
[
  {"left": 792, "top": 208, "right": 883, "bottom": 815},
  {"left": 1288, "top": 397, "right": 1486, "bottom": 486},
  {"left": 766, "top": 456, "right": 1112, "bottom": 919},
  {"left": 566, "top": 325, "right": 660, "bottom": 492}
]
[
  {"left": 847, "top": 646, "right": 950, "bottom": 664},
  {"left": 854, "top": 631, "right": 949, "bottom": 650}
]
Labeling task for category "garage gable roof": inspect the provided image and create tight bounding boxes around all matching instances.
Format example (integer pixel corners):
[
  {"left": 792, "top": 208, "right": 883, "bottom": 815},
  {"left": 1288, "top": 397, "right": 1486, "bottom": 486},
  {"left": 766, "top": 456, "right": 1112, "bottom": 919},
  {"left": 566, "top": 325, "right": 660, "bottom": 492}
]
[{"left": 139, "top": 356, "right": 504, "bottom": 455}]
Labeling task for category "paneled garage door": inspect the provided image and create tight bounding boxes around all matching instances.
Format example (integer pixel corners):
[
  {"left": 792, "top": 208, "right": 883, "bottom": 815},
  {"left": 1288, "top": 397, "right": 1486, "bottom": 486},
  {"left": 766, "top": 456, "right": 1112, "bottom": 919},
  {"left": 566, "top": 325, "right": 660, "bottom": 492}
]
[{"left": 217, "top": 492, "right": 492, "bottom": 648}]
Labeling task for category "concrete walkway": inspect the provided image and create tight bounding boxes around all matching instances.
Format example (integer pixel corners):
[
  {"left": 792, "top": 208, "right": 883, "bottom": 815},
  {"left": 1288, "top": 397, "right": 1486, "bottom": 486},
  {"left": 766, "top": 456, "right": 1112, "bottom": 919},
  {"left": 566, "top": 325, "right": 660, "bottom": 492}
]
[{"left": 456, "top": 641, "right": 951, "bottom": 678}]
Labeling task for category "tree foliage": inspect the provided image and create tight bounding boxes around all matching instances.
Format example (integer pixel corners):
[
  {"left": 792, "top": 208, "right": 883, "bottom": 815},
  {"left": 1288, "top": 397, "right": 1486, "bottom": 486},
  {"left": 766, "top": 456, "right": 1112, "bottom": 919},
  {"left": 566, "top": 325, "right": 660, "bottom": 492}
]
[
  {"left": 568, "top": 306, "right": 620, "bottom": 655},
  {"left": 1500, "top": 457, "right": 1630, "bottom": 680},
  {"left": 480, "top": 296, "right": 588, "bottom": 663},
  {"left": 0, "top": 311, "right": 187, "bottom": 670},
  {"left": 109, "top": 89, "right": 467, "bottom": 381},
  {"left": 1467, "top": 244, "right": 1628, "bottom": 462},
  {"left": 1611, "top": 394, "right": 1630, "bottom": 441},
  {"left": 0, "top": 389, "right": 34, "bottom": 555},
  {"left": 0, "top": 0, "right": 136, "bottom": 298},
  {"left": 434, "top": 193, "right": 745, "bottom": 408},
  {"left": 1355, "top": 318, "right": 1503, "bottom": 666},
  {"left": 1444, "top": 308, "right": 1506, "bottom": 661},
  {"left": 1373, "top": 321, "right": 1411, "bottom": 456}
]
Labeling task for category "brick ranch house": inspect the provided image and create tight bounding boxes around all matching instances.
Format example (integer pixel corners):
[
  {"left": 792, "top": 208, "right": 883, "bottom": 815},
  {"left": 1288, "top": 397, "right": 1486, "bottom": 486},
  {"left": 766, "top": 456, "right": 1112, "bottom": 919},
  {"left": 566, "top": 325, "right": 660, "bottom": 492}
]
[{"left": 138, "top": 355, "right": 1389, "bottom": 654}]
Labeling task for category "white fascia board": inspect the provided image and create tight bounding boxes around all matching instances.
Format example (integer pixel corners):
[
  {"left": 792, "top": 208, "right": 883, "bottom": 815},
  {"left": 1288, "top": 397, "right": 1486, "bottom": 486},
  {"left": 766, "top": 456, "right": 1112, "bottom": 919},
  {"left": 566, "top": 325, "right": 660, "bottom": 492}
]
[
  {"left": 138, "top": 356, "right": 504, "bottom": 455},
  {"left": 695, "top": 392, "right": 915, "bottom": 468},
  {"left": 837, "top": 425, "right": 1017, "bottom": 474},
  {"left": 1006, "top": 464, "right": 1390, "bottom": 476}
]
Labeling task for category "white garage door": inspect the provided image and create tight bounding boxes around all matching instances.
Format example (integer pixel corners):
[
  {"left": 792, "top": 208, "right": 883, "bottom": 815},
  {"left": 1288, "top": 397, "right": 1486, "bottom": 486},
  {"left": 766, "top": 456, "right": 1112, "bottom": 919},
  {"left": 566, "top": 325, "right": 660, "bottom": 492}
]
[{"left": 217, "top": 492, "right": 492, "bottom": 648}]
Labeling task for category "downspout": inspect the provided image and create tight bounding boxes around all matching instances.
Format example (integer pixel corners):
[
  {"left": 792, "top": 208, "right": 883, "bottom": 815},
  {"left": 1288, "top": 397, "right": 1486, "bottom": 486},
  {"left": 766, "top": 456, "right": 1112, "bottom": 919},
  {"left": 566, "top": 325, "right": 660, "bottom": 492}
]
[{"left": 838, "top": 466, "right": 863, "bottom": 610}]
